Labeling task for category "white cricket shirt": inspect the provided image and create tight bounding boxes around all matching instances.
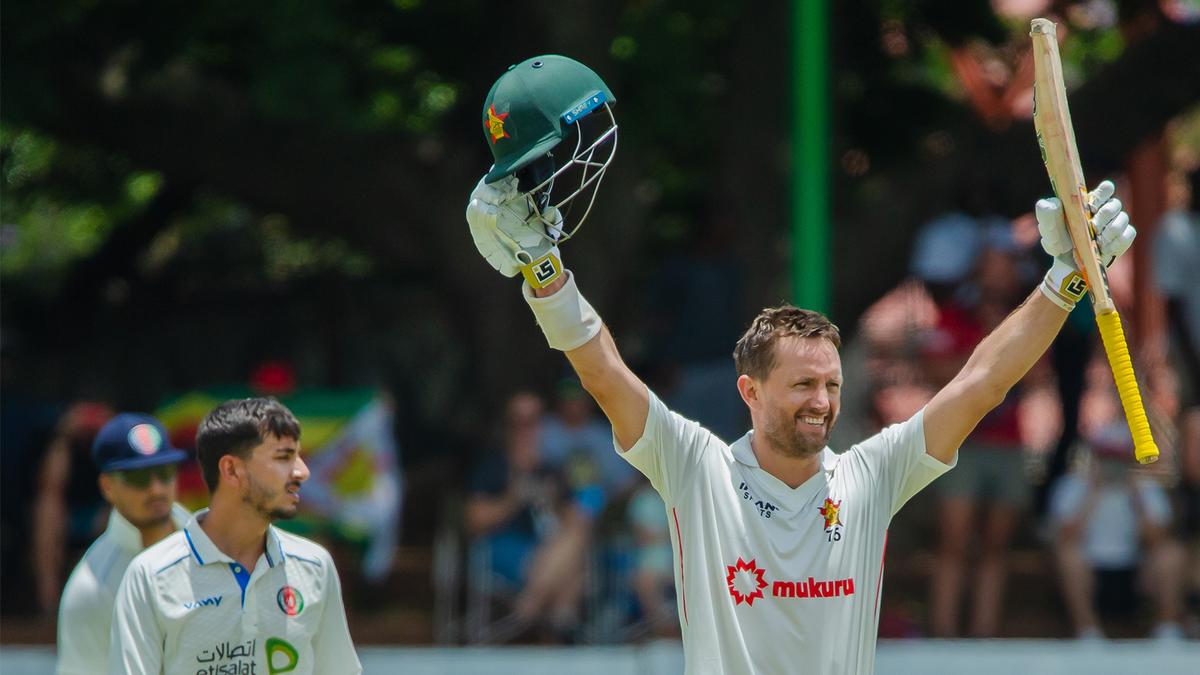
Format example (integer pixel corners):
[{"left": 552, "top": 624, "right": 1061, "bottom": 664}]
[
  {"left": 109, "top": 509, "right": 361, "bottom": 675},
  {"left": 57, "top": 503, "right": 190, "bottom": 675},
  {"left": 622, "top": 390, "right": 955, "bottom": 674}
]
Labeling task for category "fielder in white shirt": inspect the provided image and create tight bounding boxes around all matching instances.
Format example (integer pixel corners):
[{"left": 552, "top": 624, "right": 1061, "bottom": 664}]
[
  {"left": 57, "top": 413, "right": 190, "bottom": 675},
  {"left": 110, "top": 398, "right": 361, "bottom": 675},
  {"left": 463, "top": 58, "right": 1139, "bottom": 673}
]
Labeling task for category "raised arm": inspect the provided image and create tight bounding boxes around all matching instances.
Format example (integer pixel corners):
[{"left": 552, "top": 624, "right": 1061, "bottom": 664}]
[
  {"left": 530, "top": 275, "right": 649, "bottom": 451},
  {"left": 924, "top": 289, "right": 1066, "bottom": 463},
  {"left": 467, "top": 165, "right": 651, "bottom": 452},
  {"left": 924, "top": 182, "right": 1135, "bottom": 464},
  {"left": 466, "top": 56, "right": 635, "bottom": 451}
]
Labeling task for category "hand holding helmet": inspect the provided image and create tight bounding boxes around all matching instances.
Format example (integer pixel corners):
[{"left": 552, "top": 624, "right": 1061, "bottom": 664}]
[
  {"left": 466, "top": 174, "right": 564, "bottom": 287},
  {"left": 466, "top": 55, "right": 618, "bottom": 288}
]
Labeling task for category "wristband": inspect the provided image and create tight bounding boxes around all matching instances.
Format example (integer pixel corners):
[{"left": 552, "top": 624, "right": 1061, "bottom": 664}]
[
  {"left": 1039, "top": 257, "right": 1086, "bottom": 312},
  {"left": 523, "top": 270, "right": 603, "bottom": 351}
]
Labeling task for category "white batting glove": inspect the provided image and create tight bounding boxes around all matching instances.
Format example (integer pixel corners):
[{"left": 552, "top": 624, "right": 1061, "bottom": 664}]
[
  {"left": 1036, "top": 179, "right": 1135, "bottom": 311},
  {"left": 466, "top": 174, "right": 565, "bottom": 288}
]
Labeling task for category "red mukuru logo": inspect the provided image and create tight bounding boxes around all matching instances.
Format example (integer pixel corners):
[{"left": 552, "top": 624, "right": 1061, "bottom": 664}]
[
  {"left": 726, "top": 557, "right": 855, "bottom": 606},
  {"left": 726, "top": 557, "right": 769, "bottom": 606}
]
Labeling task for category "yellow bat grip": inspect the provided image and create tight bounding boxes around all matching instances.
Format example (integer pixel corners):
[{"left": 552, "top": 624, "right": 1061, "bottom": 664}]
[{"left": 1094, "top": 310, "right": 1159, "bottom": 464}]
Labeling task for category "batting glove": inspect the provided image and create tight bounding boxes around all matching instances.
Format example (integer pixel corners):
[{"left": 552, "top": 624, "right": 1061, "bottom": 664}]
[
  {"left": 1036, "top": 179, "right": 1135, "bottom": 311},
  {"left": 466, "top": 174, "right": 564, "bottom": 289}
]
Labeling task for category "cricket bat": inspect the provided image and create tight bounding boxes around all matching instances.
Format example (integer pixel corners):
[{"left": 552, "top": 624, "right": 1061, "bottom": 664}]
[{"left": 1030, "top": 18, "right": 1159, "bottom": 464}]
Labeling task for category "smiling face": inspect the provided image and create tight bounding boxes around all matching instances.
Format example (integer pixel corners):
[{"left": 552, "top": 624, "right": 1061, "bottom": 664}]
[
  {"left": 743, "top": 336, "right": 842, "bottom": 458},
  {"left": 238, "top": 433, "right": 309, "bottom": 521}
]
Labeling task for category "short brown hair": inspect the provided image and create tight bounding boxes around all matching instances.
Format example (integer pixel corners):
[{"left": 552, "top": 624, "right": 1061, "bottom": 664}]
[
  {"left": 733, "top": 305, "right": 841, "bottom": 380},
  {"left": 195, "top": 398, "right": 301, "bottom": 492}
]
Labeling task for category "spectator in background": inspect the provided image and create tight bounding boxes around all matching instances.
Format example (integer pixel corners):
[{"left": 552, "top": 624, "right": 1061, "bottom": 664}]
[
  {"left": 625, "top": 480, "right": 678, "bottom": 637},
  {"left": 909, "top": 212, "right": 986, "bottom": 307},
  {"left": 465, "top": 391, "right": 590, "bottom": 640},
  {"left": 925, "top": 224, "right": 1034, "bottom": 637},
  {"left": 1048, "top": 387, "right": 1186, "bottom": 640},
  {"left": 847, "top": 212, "right": 986, "bottom": 439},
  {"left": 56, "top": 413, "right": 190, "bottom": 675},
  {"left": 1153, "top": 168, "right": 1200, "bottom": 636},
  {"left": 541, "top": 377, "right": 639, "bottom": 507},
  {"left": 32, "top": 402, "right": 114, "bottom": 615}
]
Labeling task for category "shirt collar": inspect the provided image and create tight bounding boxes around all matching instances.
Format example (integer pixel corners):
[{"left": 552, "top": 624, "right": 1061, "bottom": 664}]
[
  {"left": 182, "top": 508, "right": 287, "bottom": 568},
  {"left": 731, "top": 430, "right": 837, "bottom": 473},
  {"left": 105, "top": 502, "right": 191, "bottom": 552},
  {"left": 265, "top": 525, "right": 285, "bottom": 568}
]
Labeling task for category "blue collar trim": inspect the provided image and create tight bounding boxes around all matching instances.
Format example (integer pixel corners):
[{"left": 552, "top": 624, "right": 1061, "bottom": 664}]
[
  {"left": 184, "top": 528, "right": 204, "bottom": 565},
  {"left": 229, "top": 562, "right": 252, "bottom": 608}
]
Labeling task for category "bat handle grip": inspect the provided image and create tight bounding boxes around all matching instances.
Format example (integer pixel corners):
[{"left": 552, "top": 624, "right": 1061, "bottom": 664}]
[{"left": 1095, "top": 310, "right": 1159, "bottom": 464}]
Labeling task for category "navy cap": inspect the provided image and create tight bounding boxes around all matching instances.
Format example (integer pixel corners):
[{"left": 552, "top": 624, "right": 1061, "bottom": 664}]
[{"left": 91, "top": 413, "right": 188, "bottom": 473}]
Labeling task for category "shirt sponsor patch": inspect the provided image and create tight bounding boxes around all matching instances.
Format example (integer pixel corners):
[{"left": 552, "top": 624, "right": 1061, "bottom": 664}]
[
  {"left": 183, "top": 595, "right": 223, "bottom": 610},
  {"left": 726, "top": 557, "right": 855, "bottom": 606},
  {"left": 738, "top": 482, "right": 779, "bottom": 519}
]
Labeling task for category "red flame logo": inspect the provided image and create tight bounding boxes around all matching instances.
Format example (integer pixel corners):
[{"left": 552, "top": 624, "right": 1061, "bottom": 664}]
[{"left": 726, "top": 557, "right": 769, "bottom": 606}]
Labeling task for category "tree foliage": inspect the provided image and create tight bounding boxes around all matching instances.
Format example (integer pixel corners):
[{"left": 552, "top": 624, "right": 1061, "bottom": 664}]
[{"left": 2, "top": 0, "right": 1197, "bottom": 448}]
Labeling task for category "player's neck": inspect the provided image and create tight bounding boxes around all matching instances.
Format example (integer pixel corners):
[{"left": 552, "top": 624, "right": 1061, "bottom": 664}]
[
  {"left": 137, "top": 518, "right": 177, "bottom": 549},
  {"left": 200, "top": 497, "right": 270, "bottom": 570},
  {"left": 750, "top": 432, "right": 822, "bottom": 489}
]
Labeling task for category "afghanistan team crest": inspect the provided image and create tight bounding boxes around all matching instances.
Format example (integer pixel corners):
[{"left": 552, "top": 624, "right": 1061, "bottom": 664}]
[
  {"left": 127, "top": 424, "right": 163, "bottom": 455},
  {"left": 277, "top": 586, "right": 304, "bottom": 616}
]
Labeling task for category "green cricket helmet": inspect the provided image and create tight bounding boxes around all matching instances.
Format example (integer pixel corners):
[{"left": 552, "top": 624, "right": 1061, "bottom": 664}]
[{"left": 481, "top": 55, "right": 618, "bottom": 240}]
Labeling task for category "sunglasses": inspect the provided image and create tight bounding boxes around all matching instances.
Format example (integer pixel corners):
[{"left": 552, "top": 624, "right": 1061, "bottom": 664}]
[{"left": 115, "top": 464, "right": 177, "bottom": 489}]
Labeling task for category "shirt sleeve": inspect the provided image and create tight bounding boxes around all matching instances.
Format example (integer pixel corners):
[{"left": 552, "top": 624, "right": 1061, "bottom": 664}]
[
  {"left": 108, "top": 560, "right": 163, "bottom": 675},
  {"left": 616, "top": 387, "right": 721, "bottom": 504},
  {"left": 56, "top": 566, "right": 107, "bottom": 675},
  {"left": 312, "top": 554, "right": 362, "bottom": 675},
  {"left": 844, "top": 408, "right": 956, "bottom": 517}
]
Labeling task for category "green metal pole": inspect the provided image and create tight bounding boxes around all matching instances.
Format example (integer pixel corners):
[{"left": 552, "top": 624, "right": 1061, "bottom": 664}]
[{"left": 792, "top": 0, "right": 829, "bottom": 312}]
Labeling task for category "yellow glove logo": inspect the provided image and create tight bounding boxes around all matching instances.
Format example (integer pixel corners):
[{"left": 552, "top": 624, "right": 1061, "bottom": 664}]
[
  {"left": 522, "top": 252, "right": 562, "bottom": 288},
  {"left": 1060, "top": 271, "right": 1087, "bottom": 302}
]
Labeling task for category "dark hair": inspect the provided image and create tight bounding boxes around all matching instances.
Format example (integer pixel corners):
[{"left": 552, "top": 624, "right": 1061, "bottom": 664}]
[
  {"left": 733, "top": 305, "right": 841, "bottom": 380},
  {"left": 196, "top": 398, "right": 301, "bottom": 492}
]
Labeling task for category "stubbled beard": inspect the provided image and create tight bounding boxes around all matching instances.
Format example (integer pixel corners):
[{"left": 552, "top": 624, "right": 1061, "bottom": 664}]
[
  {"left": 762, "top": 409, "right": 828, "bottom": 458},
  {"left": 243, "top": 474, "right": 298, "bottom": 521},
  {"left": 125, "top": 510, "right": 173, "bottom": 530}
]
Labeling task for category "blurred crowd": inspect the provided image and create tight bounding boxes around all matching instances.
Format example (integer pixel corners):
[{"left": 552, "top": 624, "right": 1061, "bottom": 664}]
[
  {"left": 846, "top": 169, "right": 1200, "bottom": 641},
  {"left": 3, "top": 172, "right": 1197, "bottom": 646}
]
